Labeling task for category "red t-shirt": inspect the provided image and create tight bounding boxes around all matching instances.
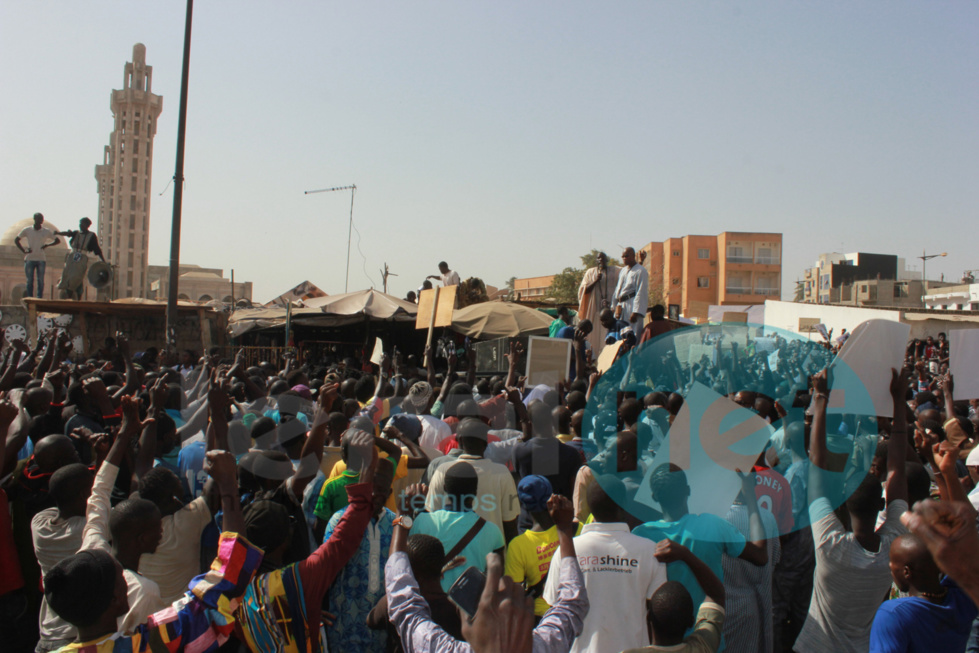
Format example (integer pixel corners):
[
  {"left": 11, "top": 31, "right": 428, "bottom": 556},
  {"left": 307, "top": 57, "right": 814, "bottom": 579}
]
[{"left": 753, "top": 465, "right": 794, "bottom": 534}]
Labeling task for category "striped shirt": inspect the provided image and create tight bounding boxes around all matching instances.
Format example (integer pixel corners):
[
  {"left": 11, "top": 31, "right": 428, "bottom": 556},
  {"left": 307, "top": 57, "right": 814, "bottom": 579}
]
[{"left": 721, "top": 504, "right": 781, "bottom": 653}]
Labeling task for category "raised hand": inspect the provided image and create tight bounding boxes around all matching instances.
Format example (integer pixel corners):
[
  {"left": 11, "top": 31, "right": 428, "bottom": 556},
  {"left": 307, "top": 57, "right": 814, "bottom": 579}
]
[
  {"left": 890, "top": 366, "right": 911, "bottom": 402},
  {"left": 346, "top": 429, "right": 378, "bottom": 482},
  {"left": 653, "top": 538, "right": 692, "bottom": 564},
  {"left": 0, "top": 392, "right": 19, "bottom": 425},
  {"left": 204, "top": 450, "right": 238, "bottom": 488},
  {"left": 547, "top": 494, "right": 575, "bottom": 533},
  {"left": 462, "top": 553, "right": 534, "bottom": 653},
  {"left": 901, "top": 500, "right": 979, "bottom": 585},
  {"left": 399, "top": 483, "right": 428, "bottom": 516}
]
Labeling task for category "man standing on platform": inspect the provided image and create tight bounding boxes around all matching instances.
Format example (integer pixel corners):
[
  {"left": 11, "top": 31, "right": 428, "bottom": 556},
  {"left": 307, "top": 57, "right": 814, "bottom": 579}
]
[
  {"left": 428, "top": 261, "right": 460, "bottom": 287},
  {"left": 612, "top": 247, "right": 649, "bottom": 335},
  {"left": 15, "top": 212, "right": 60, "bottom": 299},
  {"left": 578, "top": 252, "right": 620, "bottom": 355},
  {"left": 54, "top": 218, "right": 105, "bottom": 300}
]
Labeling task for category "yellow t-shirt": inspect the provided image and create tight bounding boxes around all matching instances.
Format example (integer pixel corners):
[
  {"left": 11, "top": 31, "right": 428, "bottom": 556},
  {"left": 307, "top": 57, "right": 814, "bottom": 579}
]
[
  {"left": 328, "top": 448, "right": 408, "bottom": 512},
  {"left": 505, "top": 523, "right": 581, "bottom": 616}
]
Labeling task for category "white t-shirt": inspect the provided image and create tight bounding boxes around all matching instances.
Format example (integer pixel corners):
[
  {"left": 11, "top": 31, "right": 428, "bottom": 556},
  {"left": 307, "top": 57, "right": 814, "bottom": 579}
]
[
  {"left": 425, "top": 454, "right": 519, "bottom": 535},
  {"left": 18, "top": 226, "right": 55, "bottom": 261},
  {"left": 417, "top": 414, "right": 451, "bottom": 450},
  {"left": 32, "top": 509, "right": 86, "bottom": 644},
  {"left": 137, "top": 496, "right": 212, "bottom": 604},
  {"left": 543, "top": 521, "right": 668, "bottom": 653},
  {"left": 795, "top": 497, "right": 909, "bottom": 653},
  {"left": 441, "top": 270, "right": 461, "bottom": 287}
]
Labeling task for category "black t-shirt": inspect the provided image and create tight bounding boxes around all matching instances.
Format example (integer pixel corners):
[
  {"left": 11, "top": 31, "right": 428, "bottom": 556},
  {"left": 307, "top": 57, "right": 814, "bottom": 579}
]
[{"left": 512, "top": 437, "right": 582, "bottom": 530}]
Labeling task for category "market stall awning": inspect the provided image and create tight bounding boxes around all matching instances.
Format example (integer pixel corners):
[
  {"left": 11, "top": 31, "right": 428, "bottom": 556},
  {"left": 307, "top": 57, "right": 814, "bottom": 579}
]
[
  {"left": 450, "top": 301, "right": 553, "bottom": 339},
  {"left": 229, "top": 288, "right": 418, "bottom": 336}
]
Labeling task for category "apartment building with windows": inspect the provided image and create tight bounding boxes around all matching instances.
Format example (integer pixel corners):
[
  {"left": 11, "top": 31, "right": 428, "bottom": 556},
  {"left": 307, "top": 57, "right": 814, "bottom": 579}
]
[{"left": 641, "top": 232, "right": 782, "bottom": 322}]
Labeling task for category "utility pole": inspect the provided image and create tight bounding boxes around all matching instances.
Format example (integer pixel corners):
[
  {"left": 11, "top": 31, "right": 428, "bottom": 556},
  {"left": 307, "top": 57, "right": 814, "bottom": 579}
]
[
  {"left": 380, "top": 263, "right": 397, "bottom": 293},
  {"left": 165, "top": 0, "right": 194, "bottom": 354},
  {"left": 304, "top": 184, "right": 357, "bottom": 292}
]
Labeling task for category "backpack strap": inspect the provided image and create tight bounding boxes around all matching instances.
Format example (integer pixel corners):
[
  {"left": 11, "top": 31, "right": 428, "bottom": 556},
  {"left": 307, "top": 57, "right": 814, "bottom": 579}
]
[{"left": 443, "top": 515, "right": 486, "bottom": 565}]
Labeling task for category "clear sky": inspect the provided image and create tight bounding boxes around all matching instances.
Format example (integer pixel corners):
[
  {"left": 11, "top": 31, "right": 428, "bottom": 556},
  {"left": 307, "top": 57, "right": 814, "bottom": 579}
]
[{"left": 2, "top": 2, "right": 977, "bottom": 303}]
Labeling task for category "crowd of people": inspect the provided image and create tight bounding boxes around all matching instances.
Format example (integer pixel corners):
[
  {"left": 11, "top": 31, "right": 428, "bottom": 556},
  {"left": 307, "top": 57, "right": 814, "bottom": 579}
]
[{"left": 2, "top": 286, "right": 979, "bottom": 653}]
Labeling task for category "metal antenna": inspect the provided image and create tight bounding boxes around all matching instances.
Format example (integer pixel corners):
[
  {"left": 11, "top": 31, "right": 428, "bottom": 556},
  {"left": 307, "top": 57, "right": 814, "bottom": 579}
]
[
  {"left": 380, "top": 262, "right": 398, "bottom": 293},
  {"left": 305, "top": 184, "right": 357, "bottom": 292}
]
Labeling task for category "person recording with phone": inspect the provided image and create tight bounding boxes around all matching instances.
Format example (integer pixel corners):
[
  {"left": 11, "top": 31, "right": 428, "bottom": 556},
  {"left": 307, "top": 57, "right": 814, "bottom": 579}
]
[{"left": 385, "top": 491, "right": 587, "bottom": 652}]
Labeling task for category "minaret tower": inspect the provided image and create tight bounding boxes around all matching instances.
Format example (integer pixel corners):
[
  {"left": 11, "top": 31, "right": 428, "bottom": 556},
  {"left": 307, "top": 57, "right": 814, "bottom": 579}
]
[{"left": 95, "top": 43, "right": 163, "bottom": 298}]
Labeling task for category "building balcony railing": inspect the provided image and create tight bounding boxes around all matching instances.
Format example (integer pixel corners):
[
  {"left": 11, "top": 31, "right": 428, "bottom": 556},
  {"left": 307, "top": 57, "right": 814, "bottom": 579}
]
[
  {"left": 725, "top": 286, "right": 753, "bottom": 294},
  {"left": 754, "top": 256, "right": 780, "bottom": 265},
  {"left": 754, "top": 288, "right": 780, "bottom": 296},
  {"left": 726, "top": 256, "right": 754, "bottom": 264}
]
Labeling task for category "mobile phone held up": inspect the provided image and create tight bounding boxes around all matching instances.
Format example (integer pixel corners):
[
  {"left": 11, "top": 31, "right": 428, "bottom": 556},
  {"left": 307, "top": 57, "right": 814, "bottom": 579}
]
[{"left": 447, "top": 566, "right": 486, "bottom": 621}]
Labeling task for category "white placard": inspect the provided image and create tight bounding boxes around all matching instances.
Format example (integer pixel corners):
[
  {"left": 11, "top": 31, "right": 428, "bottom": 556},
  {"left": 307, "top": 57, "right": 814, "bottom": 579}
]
[
  {"left": 370, "top": 337, "right": 384, "bottom": 366},
  {"left": 832, "top": 319, "right": 910, "bottom": 417},
  {"left": 950, "top": 330, "right": 979, "bottom": 400},
  {"left": 526, "top": 336, "right": 572, "bottom": 387}
]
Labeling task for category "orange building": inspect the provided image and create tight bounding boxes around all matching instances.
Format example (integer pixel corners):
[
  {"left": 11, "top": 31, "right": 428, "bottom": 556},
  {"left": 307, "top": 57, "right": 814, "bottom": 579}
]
[{"left": 641, "top": 232, "right": 782, "bottom": 322}]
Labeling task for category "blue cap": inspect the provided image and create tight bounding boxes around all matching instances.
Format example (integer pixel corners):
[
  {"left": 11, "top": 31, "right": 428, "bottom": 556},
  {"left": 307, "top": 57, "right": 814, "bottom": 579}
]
[{"left": 517, "top": 475, "right": 553, "bottom": 512}]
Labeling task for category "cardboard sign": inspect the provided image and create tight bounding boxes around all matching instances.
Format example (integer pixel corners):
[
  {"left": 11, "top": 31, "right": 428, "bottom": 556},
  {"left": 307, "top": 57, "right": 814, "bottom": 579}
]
[
  {"left": 415, "top": 286, "right": 456, "bottom": 329},
  {"left": 798, "top": 317, "right": 820, "bottom": 333},
  {"left": 951, "top": 330, "right": 979, "bottom": 400},
  {"left": 723, "top": 312, "right": 748, "bottom": 323},
  {"left": 832, "top": 319, "right": 910, "bottom": 417},
  {"left": 596, "top": 340, "right": 625, "bottom": 373},
  {"left": 526, "top": 336, "right": 572, "bottom": 388}
]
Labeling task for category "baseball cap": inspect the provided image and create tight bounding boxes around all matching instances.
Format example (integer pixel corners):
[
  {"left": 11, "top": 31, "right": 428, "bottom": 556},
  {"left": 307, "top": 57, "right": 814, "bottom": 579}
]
[
  {"left": 966, "top": 446, "right": 979, "bottom": 467},
  {"left": 388, "top": 414, "right": 422, "bottom": 443},
  {"left": 517, "top": 475, "right": 553, "bottom": 512}
]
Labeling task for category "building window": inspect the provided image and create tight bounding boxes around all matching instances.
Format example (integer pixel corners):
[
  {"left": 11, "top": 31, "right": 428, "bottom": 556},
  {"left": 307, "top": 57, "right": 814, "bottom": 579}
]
[
  {"left": 132, "top": 159, "right": 138, "bottom": 173},
  {"left": 672, "top": 251, "right": 680, "bottom": 257},
  {"left": 697, "top": 277, "right": 709, "bottom": 288},
  {"left": 697, "top": 248, "right": 710, "bottom": 259},
  {"left": 130, "top": 196, "right": 135, "bottom": 211},
  {"left": 133, "top": 140, "right": 138, "bottom": 154},
  {"left": 755, "top": 247, "right": 780, "bottom": 265},
  {"left": 727, "top": 246, "right": 752, "bottom": 263}
]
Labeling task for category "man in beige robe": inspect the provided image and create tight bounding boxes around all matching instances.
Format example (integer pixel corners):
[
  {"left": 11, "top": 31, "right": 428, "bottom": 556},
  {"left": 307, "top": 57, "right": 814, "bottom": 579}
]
[{"left": 577, "top": 252, "right": 620, "bottom": 356}]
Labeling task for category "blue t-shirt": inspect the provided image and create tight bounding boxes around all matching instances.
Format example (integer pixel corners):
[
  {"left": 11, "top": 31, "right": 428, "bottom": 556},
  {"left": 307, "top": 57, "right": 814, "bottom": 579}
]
[
  {"left": 870, "top": 577, "right": 977, "bottom": 653},
  {"left": 413, "top": 509, "right": 505, "bottom": 592},
  {"left": 605, "top": 319, "right": 636, "bottom": 347},
  {"left": 177, "top": 440, "right": 208, "bottom": 501},
  {"left": 632, "top": 512, "right": 746, "bottom": 610}
]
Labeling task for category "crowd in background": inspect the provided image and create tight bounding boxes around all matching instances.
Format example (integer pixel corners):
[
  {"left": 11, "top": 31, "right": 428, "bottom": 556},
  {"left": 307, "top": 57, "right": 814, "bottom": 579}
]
[{"left": 1, "top": 309, "right": 979, "bottom": 653}]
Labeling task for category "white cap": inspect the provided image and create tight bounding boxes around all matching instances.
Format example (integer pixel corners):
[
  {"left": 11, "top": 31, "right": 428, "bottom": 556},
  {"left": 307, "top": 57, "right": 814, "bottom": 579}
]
[{"left": 966, "top": 446, "right": 979, "bottom": 467}]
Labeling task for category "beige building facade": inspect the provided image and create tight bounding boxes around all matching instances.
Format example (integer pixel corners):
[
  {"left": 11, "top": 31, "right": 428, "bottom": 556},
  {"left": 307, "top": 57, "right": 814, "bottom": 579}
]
[
  {"left": 148, "top": 265, "right": 252, "bottom": 305},
  {"left": 94, "top": 43, "right": 163, "bottom": 299},
  {"left": 512, "top": 275, "right": 556, "bottom": 300}
]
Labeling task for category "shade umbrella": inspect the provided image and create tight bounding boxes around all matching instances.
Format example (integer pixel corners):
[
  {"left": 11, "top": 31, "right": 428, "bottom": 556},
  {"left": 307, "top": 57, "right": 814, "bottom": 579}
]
[
  {"left": 302, "top": 288, "right": 417, "bottom": 319},
  {"left": 451, "top": 302, "right": 553, "bottom": 339}
]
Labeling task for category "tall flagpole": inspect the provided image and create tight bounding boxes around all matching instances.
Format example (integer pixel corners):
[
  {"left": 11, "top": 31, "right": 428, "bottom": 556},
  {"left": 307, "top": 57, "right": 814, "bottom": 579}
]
[{"left": 165, "top": 0, "right": 194, "bottom": 353}]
